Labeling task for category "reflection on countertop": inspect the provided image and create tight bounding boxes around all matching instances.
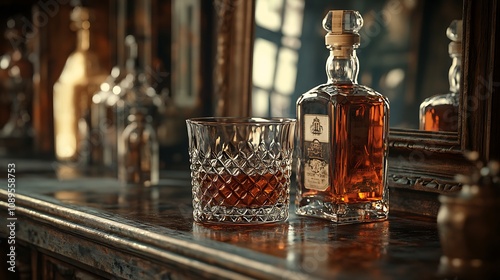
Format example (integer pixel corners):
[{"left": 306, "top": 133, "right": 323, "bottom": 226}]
[{"left": 0, "top": 159, "right": 451, "bottom": 279}]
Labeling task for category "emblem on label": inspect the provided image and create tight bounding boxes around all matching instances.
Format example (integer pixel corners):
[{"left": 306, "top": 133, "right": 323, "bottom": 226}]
[
  {"left": 307, "top": 139, "right": 323, "bottom": 159},
  {"left": 303, "top": 114, "right": 329, "bottom": 191},
  {"left": 310, "top": 117, "right": 323, "bottom": 135}
]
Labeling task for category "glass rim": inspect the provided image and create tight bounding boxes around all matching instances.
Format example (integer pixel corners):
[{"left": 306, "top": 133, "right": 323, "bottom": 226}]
[{"left": 186, "top": 117, "right": 296, "bottom": 125}]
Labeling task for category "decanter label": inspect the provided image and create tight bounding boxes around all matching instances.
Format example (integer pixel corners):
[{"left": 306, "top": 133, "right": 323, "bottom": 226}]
[{"left": 303, "top": 114, "right": 329, "bottom": 191}]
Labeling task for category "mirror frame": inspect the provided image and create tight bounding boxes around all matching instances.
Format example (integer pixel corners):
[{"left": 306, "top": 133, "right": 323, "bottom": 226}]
[
  {"left": 224, "top": 0, "right": 498, "bottom": 216},
  {"left": 213, "top": 0, "right": 255, "bottom": 117},
  {"left": 388, "top": 0, "right": 499, "bottom": 216}
]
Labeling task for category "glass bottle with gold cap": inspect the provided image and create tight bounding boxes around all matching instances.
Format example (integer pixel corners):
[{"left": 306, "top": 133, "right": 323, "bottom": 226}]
[
  {"left": 53, "top": 5, "right": 107, "bottom": 163},
  {"left": 296, "top": 10, "right": 390, "bottom": 224},
  {"left": 419, "top": 20, "right": 462, "bottom": 132}
]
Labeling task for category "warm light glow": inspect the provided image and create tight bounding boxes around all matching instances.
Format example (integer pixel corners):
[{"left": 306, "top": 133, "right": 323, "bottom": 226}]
[
  {"left": 8, "top": 66, "right": 20, "bottom": 77},
  {"left": 112, "top": 85, "right": 121, "bottom": 95},
  {"left": 252, "top": 89, "right": 269, "bottom": 117},
  {"left": 275, "top": 48, "right": 298, "bottom": 95},
  {"left": 282, "top": 0, "right": 304, "bottom": 38},
  {"left": 53, "top": 52, "right": 87, "bottom": 160},
  {"left": 100, "top": 82, "right": 110, "bottom": 92},
  {"left": 55, "top": 130, "right": 77, "bottom": 158},
  {"left": 252, "top": 38, "right": 277, "bottom": 89},
  {"left": 253, "top": 0, "right": 304, "bottom": 118},
  {"left": 385, "top": 68, "right": 404, "bottom": 89},
  {"left": 0, "top": 56, "right": 9, "bottom": 69},
  {"left": 255, "top": 0, "right": 284, "bottom": 32},
  {"left": 54, "top": 81, "right": 78, "bottom": 159},
  {"left": 92, "top": 94, "right": 102, "bottom": 104}
]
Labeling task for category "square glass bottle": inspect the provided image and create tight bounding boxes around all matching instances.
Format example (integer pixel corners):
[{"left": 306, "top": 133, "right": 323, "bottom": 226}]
[{"left": 296, "top": 10, "right": 390, "bottom": 224}]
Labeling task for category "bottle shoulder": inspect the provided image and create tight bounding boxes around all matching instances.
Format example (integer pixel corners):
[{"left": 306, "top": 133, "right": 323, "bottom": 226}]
[
  {"left": 55, "top": 51, "right": 105, "bottom": 84},
  {"left": 337, "top": 84, "right": 389, "bottom": 105},
  {"left": 297, "top": 83, "right": 334, "bottom": 104},
  {"left": 298, "top": 83, "right": 389, "bottom": 106},
  {"left": 420, "top": 92, "right": 459, "bottom": 109}
]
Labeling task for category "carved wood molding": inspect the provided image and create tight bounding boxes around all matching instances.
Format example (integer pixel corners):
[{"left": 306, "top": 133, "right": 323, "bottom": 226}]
[
  {"left": 388, "top": 139, "right": 460, "bottom": 153},
  {"left": 389, "top": 174, "right": 462, "bottom": 193}
]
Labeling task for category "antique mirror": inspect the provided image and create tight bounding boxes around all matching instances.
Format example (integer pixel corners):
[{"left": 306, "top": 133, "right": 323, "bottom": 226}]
[{"left": 244, "top": 0, "right": 499, "bottom": 216}]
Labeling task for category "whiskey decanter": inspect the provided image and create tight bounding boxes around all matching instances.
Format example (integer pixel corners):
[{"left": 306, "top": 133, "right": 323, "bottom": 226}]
[
  {"left": 296, "top": 10, "right": 390, "bottom": 224},
  {"left": 419, "top": 20, "right": 462, "bottom": 132}
]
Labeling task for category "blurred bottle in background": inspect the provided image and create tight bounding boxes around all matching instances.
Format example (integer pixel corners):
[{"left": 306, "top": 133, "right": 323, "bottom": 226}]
[
  {"left": 116, "top": 35, "right": 161, "bottom": 186},
  {"left": 0, "top": 15, "right": 34, "bottom": 149},
  {"left": 53, "top": 5, "right": 107, "bottom": 164}
]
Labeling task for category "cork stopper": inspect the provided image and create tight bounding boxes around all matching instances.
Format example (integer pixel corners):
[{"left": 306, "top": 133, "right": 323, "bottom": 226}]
[
  {"left": 323, "top": 10, "right": 363, "bottom": 45},
  {"left": 323, "top": 10, "right": 363, "bottom": 57},
  {"left": 447, "top": 20, "right": 462, "bottom": 55}
]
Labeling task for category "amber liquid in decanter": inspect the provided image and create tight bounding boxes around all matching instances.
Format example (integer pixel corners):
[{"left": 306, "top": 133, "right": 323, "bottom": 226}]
[{"left": 304, "top": 85, "right": 386, "bottom": 203}]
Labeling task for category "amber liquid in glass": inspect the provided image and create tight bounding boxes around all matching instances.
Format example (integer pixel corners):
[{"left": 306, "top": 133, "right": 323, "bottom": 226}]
[{"left": 198, "top": 171, "right": 288, "bottom": 208}]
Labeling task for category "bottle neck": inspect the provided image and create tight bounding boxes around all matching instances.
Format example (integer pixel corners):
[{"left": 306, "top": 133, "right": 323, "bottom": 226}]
[
  {"left": 77, "top": 28, "right": 90, "bottom": 51},
  {"left": 326, "top": 47, "right": 359, "bottom": 84},
  {"left": 449, "top": 54, "right": 461, "bottom": 93}
]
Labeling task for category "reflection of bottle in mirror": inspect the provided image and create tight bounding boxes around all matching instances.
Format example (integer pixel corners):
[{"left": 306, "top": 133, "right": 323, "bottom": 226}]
[
  {"left": 119, "top": 107, "right": 159, "bottom": 187},
  {"left": 419, "top": 20, "right": 462, "bottom": 132},
  {"left": 53, "top": 6, "right": 107, "bottom": 163},
  {"left": 296, "top": 10, "right": 390, "bottom": 224}
]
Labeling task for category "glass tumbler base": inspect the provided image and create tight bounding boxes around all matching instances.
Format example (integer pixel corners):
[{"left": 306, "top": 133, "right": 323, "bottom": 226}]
[
  {"left": 194, "top": 204, "right": 289, "bottom": 225},
  {"left": 295, "top": 199, "right": 388, "bottom": 224}
]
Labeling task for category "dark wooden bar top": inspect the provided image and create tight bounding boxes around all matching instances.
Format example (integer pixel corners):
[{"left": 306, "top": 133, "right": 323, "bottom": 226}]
[{"left": 0, "top": 160, "right": 446, "bottom": 279}]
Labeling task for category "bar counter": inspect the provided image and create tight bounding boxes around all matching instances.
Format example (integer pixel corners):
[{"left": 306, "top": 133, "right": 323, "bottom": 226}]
[{"left": 0, "top": 160, "right": 446, "bottom": 279}]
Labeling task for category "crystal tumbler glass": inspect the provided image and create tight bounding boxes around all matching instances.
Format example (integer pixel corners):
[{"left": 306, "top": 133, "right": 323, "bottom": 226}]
[{"left": 186, "top": 117, "right": 296, "bottom": 224}]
